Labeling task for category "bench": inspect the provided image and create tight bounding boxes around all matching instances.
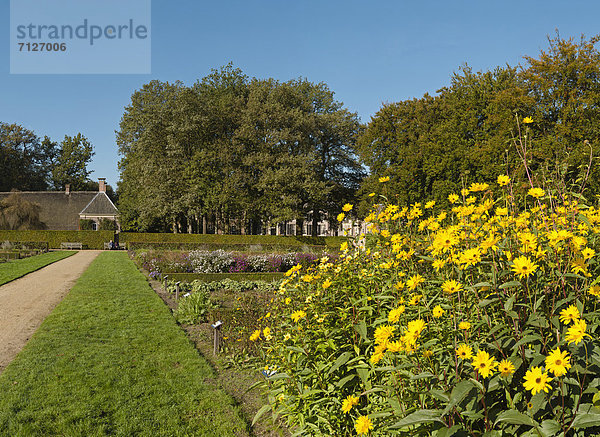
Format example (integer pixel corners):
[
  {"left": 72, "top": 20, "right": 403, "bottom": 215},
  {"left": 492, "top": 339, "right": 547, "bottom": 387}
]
[{"left": 60, "top": 242, "right": 83, "bottom": 250}]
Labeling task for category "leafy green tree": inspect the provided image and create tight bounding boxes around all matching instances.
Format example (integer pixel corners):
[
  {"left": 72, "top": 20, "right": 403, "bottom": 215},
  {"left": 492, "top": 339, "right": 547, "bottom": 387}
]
[
  {"left": 0, "top": 123, "right": 57, "bottom": 191},
  {"left": 51, "top": 133, "right": 95, "bottom": 191}
]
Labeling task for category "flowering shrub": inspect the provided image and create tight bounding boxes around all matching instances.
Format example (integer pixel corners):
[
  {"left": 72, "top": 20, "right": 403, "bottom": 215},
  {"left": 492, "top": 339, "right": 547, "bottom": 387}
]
[{"left": 252, "top": 183, "right": 600, "bottom": 435}]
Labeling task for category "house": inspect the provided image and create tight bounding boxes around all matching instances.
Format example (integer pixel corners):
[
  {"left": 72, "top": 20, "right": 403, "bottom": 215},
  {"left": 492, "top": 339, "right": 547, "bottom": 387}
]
[{"left": 0, "top": 178, "right": 119, "bottom": 231}]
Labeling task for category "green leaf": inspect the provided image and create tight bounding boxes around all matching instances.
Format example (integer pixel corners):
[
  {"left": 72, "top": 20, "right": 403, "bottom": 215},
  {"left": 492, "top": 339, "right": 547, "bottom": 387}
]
[
  {"left": 495, "top": 409, "right": 536, "bottom": 427},
  {"left": 252, "top": 404, "right": 272, "bottom": 426},
  {"left": 538, "top": 420, "right": 561, "bottom": 436},
  {"left": 354, "top": 320, "right": 368, "bottom": 342},
  {"left": 327, "top": 351, "right": 353, "bottom": 376},
  {"left": 442, "top": 380, "right": 477, "bottom": 415},
  {"left": 572, "top": 404, "right": 600, "bottom": 429},
  {"left": 500, "top": 281, "right": 521, "bottom": 290},
  {"left": 388, "top": 409, "right": 444, "bottom": 429}
]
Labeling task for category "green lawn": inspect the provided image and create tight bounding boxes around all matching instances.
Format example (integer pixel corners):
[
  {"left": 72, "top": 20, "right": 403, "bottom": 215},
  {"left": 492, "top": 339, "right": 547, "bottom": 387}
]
[
  {"left": 0, "top": 252, "right": 248, "bottom": 436},
  {"left": 0, "top": 251, "right": 76, "bottom": 286}
]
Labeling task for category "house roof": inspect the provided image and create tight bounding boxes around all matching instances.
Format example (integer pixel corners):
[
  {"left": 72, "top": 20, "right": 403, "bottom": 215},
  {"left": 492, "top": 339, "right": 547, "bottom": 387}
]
[
  {"left": 80, "top": 192, "right": 119, "bottom": 216},
  {"left": 0, "top": 191, "right": 118, "bottom": 230}
]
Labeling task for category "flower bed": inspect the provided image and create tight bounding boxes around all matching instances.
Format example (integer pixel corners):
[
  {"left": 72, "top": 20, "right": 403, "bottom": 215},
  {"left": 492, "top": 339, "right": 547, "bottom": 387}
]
[{"left": 250, "top": 181, "right": 600, "bottom": 435}]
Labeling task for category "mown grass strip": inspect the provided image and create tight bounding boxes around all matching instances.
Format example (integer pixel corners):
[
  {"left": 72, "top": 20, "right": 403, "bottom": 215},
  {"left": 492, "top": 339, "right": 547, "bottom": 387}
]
[
  {"left": 0, "top": 251, "right": 76, "bottom": 286},
  {"left": 0, "top": 252, "right": 248, "bottom": 436}
]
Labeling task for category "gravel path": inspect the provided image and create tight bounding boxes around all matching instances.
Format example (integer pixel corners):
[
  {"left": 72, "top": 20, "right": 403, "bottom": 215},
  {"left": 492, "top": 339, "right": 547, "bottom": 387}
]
[{"left": 0, "top": 250, "right": 101, "bottom": 372}]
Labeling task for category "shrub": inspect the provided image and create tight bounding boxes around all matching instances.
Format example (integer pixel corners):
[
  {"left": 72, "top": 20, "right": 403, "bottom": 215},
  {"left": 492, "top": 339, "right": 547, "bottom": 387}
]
[
  {"left": 175, "top": 289, "right": 217, "bottom": 324},
  {"left": 252, "top": 182, "right": 600, "bottom": 435},
  {"left": 79, "top": 219, "right": 94, "bottom": 230}
]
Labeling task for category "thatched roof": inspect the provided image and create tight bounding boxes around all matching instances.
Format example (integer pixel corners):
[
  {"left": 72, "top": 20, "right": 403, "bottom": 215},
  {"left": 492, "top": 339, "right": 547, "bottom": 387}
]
[{"left": 0, "top": 191, "right": 118, "bottom": 230}]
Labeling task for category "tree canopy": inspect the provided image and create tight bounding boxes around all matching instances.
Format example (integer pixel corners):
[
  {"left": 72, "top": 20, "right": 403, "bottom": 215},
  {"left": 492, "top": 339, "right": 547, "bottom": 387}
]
[
  {"left": 116, "top": 65, "right": 364, "bottom": 234},
  {"left": 358, "top": 33, "right": 600, "bottom": 211}
]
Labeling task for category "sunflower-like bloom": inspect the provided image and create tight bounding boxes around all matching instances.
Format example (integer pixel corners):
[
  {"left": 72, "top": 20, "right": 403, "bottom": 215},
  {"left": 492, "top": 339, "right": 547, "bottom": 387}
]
[
  {"left": 566, "top": 319, "right": 591, "bottom": 345},
  {"left": 442, "top": 279, "right": 463, "bottom": 294},
  {"left": 523, "top": 366, "right": 552, "bottom": 395},
  {"left": 511, "top": 255, "right": 538, "bottom": 279},
  {"left": 456, "top": 344, "right": 473, "bottom": 360},
  {"left": 545, "top": 348, "right": 571, "bottom": 377},
  {"left": 432, "top": 305, "right": 445, "bottom": 318},
  {"left": 497, "top": 175, "right": 511, "bottom": 186},
  {"left": 528, "top": 187, "right": 545, "bottom": 198},
  {"left": 387, "top": 306, "right": 405, "bottom": 323},
  {"left": 498, "top": 359, "right": 515, "bottom": 376},
  {"left": 342, "top": 203, "right": 353, "bottom": 212},
  {"left": 472, "top": 350, "right": 497, "bottom": 378},
  {"left": 291, "top": 310, "right": 306, "bottom": 323},
  {"left": 559, "top": 305, "right": 580, "bottom": 325},
  {"left": 406, "top": 274, "right": 425, "bottom": 290},
  {"left": 355, "top": 415, "right": 374, "bottom": 435},
  {"left": 341, "top": 394, "right": 359, "bottom": 413}
]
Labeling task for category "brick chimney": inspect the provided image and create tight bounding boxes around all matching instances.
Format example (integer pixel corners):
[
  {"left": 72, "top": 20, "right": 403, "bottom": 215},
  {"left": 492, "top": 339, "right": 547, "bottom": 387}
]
[
  {"left": 98, "top": 178, "right": 106, "bottom": 193},
  {"left": 65, "top": 184, "right": 70, "bottom": 195}
]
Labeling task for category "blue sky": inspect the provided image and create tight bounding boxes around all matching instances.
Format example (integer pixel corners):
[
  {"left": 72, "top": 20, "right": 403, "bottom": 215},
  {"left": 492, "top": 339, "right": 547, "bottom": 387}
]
[{"left": 1, "top": 0, "right": 599, "bottom": 188}]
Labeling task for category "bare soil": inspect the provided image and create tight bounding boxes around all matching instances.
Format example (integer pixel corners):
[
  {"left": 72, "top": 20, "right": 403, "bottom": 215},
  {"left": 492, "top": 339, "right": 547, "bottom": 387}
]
[{"left": 0, "top": 250, "right": 101, "bottom": 372}]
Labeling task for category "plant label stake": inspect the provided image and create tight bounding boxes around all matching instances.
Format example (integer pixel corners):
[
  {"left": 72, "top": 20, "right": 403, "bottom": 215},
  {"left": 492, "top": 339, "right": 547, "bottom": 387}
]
[
  {"left": 163, "top": 275, "right": 169, "bottom": 291},
  {"left": 175, "top": 281, "right": 181, "bottom": 301},
  {"left": 212, "top": 321, "right": 222, "bottom": 355}
]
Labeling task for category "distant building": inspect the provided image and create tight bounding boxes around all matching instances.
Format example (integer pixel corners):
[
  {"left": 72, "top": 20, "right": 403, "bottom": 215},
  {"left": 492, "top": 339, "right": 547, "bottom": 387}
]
[{"left": 0, "top": 178, "right": 119, "bottom": 231}]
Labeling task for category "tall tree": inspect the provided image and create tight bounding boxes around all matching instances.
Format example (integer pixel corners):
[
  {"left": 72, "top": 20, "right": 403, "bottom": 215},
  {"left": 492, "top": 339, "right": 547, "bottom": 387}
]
[
  {"left": 0, "top": 123, "right": 57, "bottom": 191},
  {"left": 51, "top": 133, "right": 95, "bottom": 190}
]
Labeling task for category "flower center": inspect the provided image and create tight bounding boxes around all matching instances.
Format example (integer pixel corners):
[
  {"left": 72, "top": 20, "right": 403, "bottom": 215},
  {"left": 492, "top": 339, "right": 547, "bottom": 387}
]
[
  {"left": 555, "top": 359, "right": 562, "bottom": 365},
  {"left": 535, "top": 377, "right": 541, "bottom": 384}
]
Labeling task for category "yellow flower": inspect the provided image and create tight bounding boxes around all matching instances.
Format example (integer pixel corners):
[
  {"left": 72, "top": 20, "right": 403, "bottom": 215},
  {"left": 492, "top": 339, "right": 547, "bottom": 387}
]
[
  {"left": 582, "top": 247, "right": 595, "bottom": 260},
  {"left": 496, "top": 207, "right": 508, "bottom": 216},
  {"left": 406, "top": 274, "right": 425, "bottom": 290},
  {"left": 337, "top": 212, "right": 345, "bottom": 222},
  {"left": 374, "top": 325, "right": 396, "bottom": 345},
  {"left": 442, "top": 279, "right": 463, "bottom": 294},
  {"left": 423, "top": 349, "right": 433, "bottom": 358},
  {"left": 291, "top": 310, "right": 306, "bottom": 322},
  {"left": 566, "top": 319, "right": 591, "bottom": 345},
  {"left": 498, "top": 359, "right": 515, "bottom": 376},
  {"left": 523, "top": 116, "right": 533, "bottom": 124},
  {"left": 459, "top": 321, "right": 471, "bottom": 330},
  {"left": 588, "top": 285, "right": 600, "bottom": 297},
  {"left": 355, "top": 415, "right": 374, "bottom": 435},
  {"left": 262, "top": 327, "right": 272, "bottom": 340},
  {"left": 342, "top": 203, "right": 353, "bottom": 212},
  {"left": 448, "top": 193, "right": 459, "bottom": 204},
  {"left": 497, "top": 175, "right": 511, "bottom": 186},
  {"left": 545, "top": 348, "right": 571, "bottom": 377},
  {"left": 368, "top": 192, "right": 376, "bottom": 197},
  {"left": 285, "top": 297, "right": 291, "bottom": 304},
  {"left": 250, "top": 329, "right": 261, "bottom": 341},
  {"left": 432, "top": 305, "right": 445, "bottom": 318},
  {"left": 456, "top": 344, "right": 473, "bottom": 360},
  {"left": 388, "top": 306, "right": 405, "bottom": 323},
  {"left": 528, "top": 187, "right": 545, "bottom": 199},
  {"left": 341, "top": 394, "right": 359, "bottom": 413},
  {"left": 322, "top": 279, "right": 332, "bottom": 289},
  {"left": 408, "top": 294, "right": 422, "bottom": 306},
  {"left": 379, "top": 176, "right": 390, "bottom": 183},
  {"left": 407, "top": 319, "right": 426, "bottom": 336},
  {"left": 472, "top": 350, "right": 497, "bottom": 378},
  {"left": 523, "top": 366, "right": 552, "bottom": 395},
  {"left": 469, "top": 182, "right": 489, "bottom": 192},
  {"left": 424, "top": 200, "right": 436, "bottom": 209},
  {"left": 559, "top": 305, "right": 580, "bottom": 325},
  {"left": 511, "top": 255, "right": 538, "bottom": 279}
]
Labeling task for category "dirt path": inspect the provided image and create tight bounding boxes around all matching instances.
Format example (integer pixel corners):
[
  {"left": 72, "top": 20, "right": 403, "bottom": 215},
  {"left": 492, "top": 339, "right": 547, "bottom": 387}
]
[{"left": 0, "top": 250, "right": 101, "bottom": 372}]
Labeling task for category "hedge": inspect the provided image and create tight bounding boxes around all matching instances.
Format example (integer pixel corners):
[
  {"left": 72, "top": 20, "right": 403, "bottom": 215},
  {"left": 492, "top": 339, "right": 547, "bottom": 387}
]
[
  {"left": 126, "top": 241, "right": 338, "bottom": 252},
  {"left": 0, "top": 230, "right": 114, "bottom": 250},
  {"left": 161, "top": 272, "right": 285, "bottom": 283},
  {"left": 120, "top": 232, "right": 345, "bottom": 248}
]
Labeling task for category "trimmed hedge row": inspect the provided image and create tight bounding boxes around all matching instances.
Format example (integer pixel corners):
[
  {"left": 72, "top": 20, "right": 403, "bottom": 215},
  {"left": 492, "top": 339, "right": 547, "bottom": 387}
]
[
  {"left": 0, "top": 230, "right": 114, "bottom": 250},
  {"left": 126, "top": 241, "right": 337, "bottom": 252},
  {"left": 120, "top": 232, "right": 345, "bottom": 248},
  {"left": 162, "top": 272, "right": 285, "bottom": 283}
]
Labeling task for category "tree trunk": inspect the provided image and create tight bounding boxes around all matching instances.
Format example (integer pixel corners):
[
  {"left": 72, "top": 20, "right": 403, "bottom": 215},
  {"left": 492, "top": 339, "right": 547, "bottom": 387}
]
[
  {"left": 312, "top": 209, "right": 319, "bottom": 237},
  {"left": 202, "top": 215, "right": 207, "bottom": 234}
]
